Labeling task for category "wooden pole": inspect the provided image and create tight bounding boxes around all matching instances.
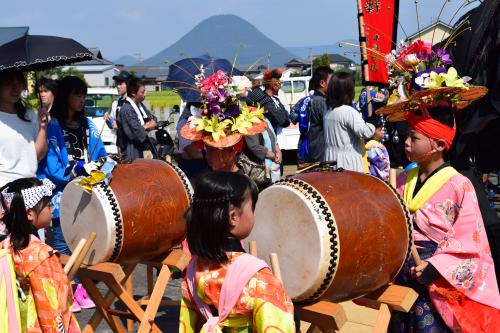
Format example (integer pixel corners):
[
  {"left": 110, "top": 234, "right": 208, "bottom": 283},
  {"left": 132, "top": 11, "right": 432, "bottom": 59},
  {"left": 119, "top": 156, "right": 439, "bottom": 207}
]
[
  {"left": 68, "top": 232, "right": 97, "bottom": 281},
  {"left": 269, "top": 253, "right": 283, "bottom": 283},
  {"left": 249, "top": 240, "right": 257, "bottom": 257},
  {"left": 64, "top": 238, "right": 86, "bottom": 275},
  {"left": 411, "top": 244, "right": 422, "bottom": 266},
  {"left": 389, "top": 168, "right": 397, "bottom": 188},
  {"left": 357, "top": 0, "right": 370, "bottom": 83}
]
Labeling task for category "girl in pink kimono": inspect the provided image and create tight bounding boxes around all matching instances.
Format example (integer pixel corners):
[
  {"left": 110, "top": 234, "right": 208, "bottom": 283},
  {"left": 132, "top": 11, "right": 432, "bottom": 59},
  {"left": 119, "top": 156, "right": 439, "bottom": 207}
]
[{"left": 389, "top": 99, "right": 500, "bottom": 332}]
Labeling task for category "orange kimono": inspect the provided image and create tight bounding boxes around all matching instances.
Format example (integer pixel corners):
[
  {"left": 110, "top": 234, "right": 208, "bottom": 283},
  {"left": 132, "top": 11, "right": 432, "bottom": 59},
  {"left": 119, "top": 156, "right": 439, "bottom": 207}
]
[
  {"left": 179, "top": 252, "right": 295, "bottom": 333},
  {"left": 1, "top": 236, "right": 80, "bottom": 333}
]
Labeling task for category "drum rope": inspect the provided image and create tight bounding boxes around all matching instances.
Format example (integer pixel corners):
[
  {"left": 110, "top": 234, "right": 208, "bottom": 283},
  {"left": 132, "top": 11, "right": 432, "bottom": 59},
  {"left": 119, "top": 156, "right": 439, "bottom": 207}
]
[
  {"left": 98, "top": 183, "right": 123, "bottom": 262},
  {"left": 167, "top": 161, "right": 194, "bottom": 202}
]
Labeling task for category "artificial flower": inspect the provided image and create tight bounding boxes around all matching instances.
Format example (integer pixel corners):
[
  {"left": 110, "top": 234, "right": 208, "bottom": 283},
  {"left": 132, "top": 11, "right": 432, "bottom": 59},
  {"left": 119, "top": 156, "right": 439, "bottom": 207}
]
[
  {"left": 181, "top": 69, "right": 266, "bottom": 145},
  {"left": 228, "top": 76, "right": 252, "bottom": 97},
  {"left": 424, "top": 67, "right": 466, "bottom": 89},
  {"left": 404, "top": 54, "right": 420, "bottom": 67}
]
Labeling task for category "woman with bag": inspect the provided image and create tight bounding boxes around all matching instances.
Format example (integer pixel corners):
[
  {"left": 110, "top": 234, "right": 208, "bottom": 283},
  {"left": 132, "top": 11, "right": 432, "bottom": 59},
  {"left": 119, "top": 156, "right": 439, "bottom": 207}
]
[{"left": 241, "top": 118, "right": 281, "bottom": 188}]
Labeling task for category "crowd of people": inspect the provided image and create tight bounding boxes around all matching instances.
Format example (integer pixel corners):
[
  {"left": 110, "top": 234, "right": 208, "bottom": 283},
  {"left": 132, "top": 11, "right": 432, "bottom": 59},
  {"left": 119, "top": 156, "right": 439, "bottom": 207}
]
[{"left": 0, "top": 58, "right": 499, "bottom": 333}]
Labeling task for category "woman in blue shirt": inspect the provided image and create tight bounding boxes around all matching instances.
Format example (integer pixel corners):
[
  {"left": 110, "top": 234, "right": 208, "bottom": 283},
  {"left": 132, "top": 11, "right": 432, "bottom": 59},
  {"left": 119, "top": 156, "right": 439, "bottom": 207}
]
[{"left": 37, "top": 75, "right": 106, "bottom": 311}]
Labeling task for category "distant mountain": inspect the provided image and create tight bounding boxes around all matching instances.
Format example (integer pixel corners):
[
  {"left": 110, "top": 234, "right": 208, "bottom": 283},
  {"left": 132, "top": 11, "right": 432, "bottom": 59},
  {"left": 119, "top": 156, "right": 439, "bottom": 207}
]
[
  {"left": 113, "top": 55, "right": 139, "bottom": 66},
  {"left": 141, "top": 15, "right": 296, "bottom": 68},
  {"left": 286, "top": 39, "right": 361, "bottom": 63}
]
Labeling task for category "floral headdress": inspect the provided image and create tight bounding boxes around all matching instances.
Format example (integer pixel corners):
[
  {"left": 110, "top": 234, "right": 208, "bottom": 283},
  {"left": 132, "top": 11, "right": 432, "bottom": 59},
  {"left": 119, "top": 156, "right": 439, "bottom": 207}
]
[
  {"left": 180, "top": 67, "right": 266, "bottom": 148},
  {"left": 377, "top": 39, "right": 487, "bottom": 121}
]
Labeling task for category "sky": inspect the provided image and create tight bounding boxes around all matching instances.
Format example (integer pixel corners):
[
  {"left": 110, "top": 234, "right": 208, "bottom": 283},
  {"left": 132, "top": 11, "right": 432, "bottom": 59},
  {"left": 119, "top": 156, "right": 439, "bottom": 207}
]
[{"left": 1, "top": 0, "right": 480, "bottom": 61}]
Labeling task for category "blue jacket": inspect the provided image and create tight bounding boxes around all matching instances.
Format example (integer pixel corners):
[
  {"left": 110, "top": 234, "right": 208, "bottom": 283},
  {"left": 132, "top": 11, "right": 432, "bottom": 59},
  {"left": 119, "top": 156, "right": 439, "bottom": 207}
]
[{"left": 37, "top": 118, "right": 107, "bottom": 217}]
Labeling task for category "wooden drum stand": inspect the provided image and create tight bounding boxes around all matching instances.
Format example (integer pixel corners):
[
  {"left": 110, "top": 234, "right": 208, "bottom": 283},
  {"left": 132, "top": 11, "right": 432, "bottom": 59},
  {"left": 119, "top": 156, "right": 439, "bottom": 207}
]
[
  {"left": 248, "top": 241, "right": 418, "bottom": 333},
  {"left": 73, "top": 249, "right": 189, "bottom": 333}
]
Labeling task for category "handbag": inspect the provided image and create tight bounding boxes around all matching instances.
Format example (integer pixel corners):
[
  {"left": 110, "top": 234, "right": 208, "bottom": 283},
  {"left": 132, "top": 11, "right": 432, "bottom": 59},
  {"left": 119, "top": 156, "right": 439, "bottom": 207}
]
[{"left": 238, "top": 152, "right": 267, "bottom": 185}]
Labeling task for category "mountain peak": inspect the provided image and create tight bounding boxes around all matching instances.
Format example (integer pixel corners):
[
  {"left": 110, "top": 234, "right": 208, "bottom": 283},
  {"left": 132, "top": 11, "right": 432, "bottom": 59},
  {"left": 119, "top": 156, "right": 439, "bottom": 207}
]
[{"left": 141, "top": 15, "right": 295, "bottom": 68}]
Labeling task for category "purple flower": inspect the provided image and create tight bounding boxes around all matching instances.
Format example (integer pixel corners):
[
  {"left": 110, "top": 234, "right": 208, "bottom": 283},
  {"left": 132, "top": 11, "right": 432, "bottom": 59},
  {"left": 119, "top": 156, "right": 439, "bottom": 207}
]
[
  {"left": 223, "top": 104, "right": 241, "bottom": 118},
  {"left": 417, "top": 51, "right": 431, "bottom": 62},
  {"left": 209, "top": 103, "right": 221, "bottom": 115},
  {"left": 436, "top": 48, "right": 453, "bottom": 65},
  {"left": 217, "top": 88, "right": 228, "bottom": 103}
]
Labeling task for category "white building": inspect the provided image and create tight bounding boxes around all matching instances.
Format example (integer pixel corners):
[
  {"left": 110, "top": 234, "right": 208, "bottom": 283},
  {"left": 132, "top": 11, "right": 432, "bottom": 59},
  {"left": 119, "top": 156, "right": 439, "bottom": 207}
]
[
  {"left": 62, "top": 48, "right": 119, "bottom": 88},
  {"left": 407, "top": 20, "right": 453, "bottom": 46}
]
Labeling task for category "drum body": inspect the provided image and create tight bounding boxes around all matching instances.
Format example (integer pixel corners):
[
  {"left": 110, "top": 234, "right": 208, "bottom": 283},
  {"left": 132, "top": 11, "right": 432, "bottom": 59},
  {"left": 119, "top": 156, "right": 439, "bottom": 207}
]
[
  {"left": 248, "top": 170, "right": 411, "bottom": 303},
  {"left": 60, "top": 159, "right": 192, "bottom": 265}
]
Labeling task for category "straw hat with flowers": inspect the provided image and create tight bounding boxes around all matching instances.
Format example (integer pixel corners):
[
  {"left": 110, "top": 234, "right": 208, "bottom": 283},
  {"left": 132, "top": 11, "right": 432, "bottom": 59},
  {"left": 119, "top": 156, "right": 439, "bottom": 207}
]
[{"left": 180, "top": 67, "right": 266, "bottom": 148}]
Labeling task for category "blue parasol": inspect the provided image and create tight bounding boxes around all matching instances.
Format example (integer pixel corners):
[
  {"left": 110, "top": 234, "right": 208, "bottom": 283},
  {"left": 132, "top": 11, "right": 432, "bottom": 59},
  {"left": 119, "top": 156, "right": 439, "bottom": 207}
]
[{"left": 165, "top": 55, "right": 242, "bottom": 102}]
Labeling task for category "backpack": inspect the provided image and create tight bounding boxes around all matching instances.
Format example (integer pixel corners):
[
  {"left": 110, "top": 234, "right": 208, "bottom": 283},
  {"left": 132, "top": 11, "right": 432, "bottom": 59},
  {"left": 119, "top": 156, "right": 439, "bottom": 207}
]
[
  {"left": 0, "top": 246, "right": 22, "bottom": 333},
  {"left": 292, "top": 94, "right": 313, "bottom": 162},
  {"left": 292, "top": 95, "right": 313, "bottom": 134}
]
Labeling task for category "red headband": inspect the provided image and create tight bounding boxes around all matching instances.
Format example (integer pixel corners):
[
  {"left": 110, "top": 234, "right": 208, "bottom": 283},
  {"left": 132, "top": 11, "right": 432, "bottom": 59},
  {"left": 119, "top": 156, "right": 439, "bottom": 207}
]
[{"left": 404, "top": 111, "right": 456, "bottom": 150}]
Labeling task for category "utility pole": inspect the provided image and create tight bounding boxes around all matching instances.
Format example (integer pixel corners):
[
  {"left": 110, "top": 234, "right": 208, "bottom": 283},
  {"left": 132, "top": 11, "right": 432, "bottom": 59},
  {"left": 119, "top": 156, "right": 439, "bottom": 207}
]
[{"left": 309, "top": 47, "right": 313, "bottom": 76}]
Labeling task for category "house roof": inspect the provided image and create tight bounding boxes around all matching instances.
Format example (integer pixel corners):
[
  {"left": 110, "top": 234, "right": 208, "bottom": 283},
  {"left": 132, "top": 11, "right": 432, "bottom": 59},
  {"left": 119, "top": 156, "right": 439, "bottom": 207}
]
[
  {"left": 123, "top": 66, "right": 169, "bottom": 81},
  {"left": 62, "top": 64, "right": 116, "bottom": 73},
  {"left": 313, "top": 53, "right": 354, "bottom": 64},
  {"left": 285, "top": 58, "right": 307, "bottom": 65},
  {"left": 407, "top": 20, "right": 453, "bottom": 40},
  {"left": 72, "top": 47, "right": 114, "bottom": 66},
  {"left": 0, "top": 26, "right": 28, "bottom": 46}
]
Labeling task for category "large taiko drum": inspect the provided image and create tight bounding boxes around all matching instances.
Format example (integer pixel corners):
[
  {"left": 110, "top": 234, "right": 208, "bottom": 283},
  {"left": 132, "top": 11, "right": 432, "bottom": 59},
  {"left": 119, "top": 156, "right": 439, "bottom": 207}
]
[
  {"left": 60, "top": 159, "right": 192, "bottom": 265},
  {"left": 248, "top": 170, "right": 412, "bottom": 303}
]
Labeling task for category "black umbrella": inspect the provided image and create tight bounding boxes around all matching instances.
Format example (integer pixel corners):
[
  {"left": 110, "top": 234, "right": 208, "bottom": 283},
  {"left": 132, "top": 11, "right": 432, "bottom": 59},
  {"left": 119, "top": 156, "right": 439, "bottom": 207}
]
[{"left": 0, "top": 35, "right": 93, "bottom": 72}]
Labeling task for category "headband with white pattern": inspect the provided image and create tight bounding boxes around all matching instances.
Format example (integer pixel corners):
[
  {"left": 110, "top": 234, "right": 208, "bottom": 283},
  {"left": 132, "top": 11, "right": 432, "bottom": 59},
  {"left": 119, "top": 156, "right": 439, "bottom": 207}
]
[{"left": 1, "top": 178, "right": 55, "bottom": 209}]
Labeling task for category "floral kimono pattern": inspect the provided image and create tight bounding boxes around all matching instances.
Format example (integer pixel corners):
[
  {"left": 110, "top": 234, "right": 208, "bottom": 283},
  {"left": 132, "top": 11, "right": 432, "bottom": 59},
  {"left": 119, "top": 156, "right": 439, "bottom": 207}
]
[
  {"left": 179, "top": 252, "right": 295, "bottom": 333},
  {"left": 392, "top": 171, "right": 500, "bottom": 332},
  {"left": 1, "top": 236, "right": 80, "bottom": 333}
]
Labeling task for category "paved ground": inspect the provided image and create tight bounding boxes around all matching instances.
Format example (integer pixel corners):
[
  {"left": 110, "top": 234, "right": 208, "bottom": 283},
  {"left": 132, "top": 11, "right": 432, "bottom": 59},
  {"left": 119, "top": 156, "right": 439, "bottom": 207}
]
[{"left": 75, "top": 264, "right": 183, "bottom": 332}]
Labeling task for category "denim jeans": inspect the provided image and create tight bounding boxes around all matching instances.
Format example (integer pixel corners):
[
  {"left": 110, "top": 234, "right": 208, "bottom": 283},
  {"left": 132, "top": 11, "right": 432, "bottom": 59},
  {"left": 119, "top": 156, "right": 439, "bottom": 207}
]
[
  {"left": 48, "top": 217, "right": 73, "bottom": 256},
  {"left": 47, "top": 218, "right": 80, "bottom": 284}
]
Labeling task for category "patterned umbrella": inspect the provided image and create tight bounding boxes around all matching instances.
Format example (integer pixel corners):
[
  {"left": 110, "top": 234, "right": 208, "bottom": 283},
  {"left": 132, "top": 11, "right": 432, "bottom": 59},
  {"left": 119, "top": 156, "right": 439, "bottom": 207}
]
[
  {"left": 165, "top": 55, "right": 242, "bottom": 102},
  {"left": 0, "top": 35, "right": 93, "bottom": 72}
]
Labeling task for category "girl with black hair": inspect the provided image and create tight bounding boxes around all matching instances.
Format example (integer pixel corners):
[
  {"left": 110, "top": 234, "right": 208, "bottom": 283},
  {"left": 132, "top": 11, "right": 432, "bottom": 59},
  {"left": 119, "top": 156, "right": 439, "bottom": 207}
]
[
  {"left": 180, "top": 171, "right": 294, "bottom": 333},
  {"left": 0, "top": 70, "right": 49, "bottom": 188},
  {"left": 0, "top": 70, "right": 49, "bottom": 240},
  {"left": 323, "top": 71, "right": 383, "bottom": 171},
  {"left": 0, "top": 177, "right": 80, "bottom": 333},
  {"left": 37, "top": 75, "right": 105, "bottom": 311},
  {"left": 36, "top": 77, "right": 57, "bottom": 114}
]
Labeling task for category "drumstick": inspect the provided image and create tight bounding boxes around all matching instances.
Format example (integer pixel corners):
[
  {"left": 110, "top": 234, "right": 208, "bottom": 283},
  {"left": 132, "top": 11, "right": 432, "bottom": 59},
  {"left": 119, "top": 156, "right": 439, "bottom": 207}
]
[
  {"left": 295, "top": 162, "right": 320, "bottom": 174},
  {"left": 389, "top": 168, "right": 397, "bottom": 188},
  {"left": 269, "top": 253, "right": 283, "bottom": 283},
  {"left": 68, "top": 232, "right": 97, "bottom": 281},
  {"left": 249, "top": 240, "right": 257, "bottom": 256},
  {"left": 64, "top": 238, "right": 87, "bottom": 275},
  {"left": 411, "top": 244, "right": 422, "bottom": 267}
]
